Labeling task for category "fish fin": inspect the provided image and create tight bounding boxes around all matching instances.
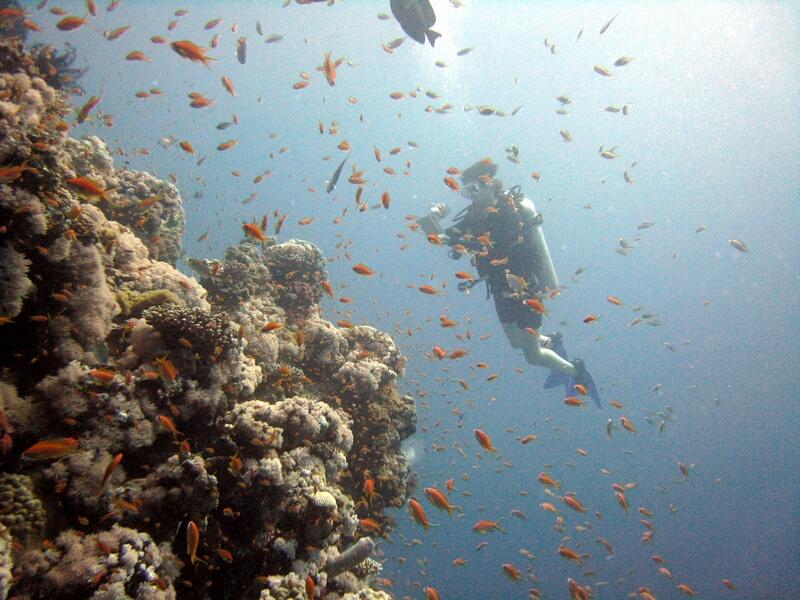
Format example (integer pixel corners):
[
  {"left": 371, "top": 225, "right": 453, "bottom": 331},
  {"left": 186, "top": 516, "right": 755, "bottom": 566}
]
[{"left": 426, "top": 29, "right": 441, "bottom": 47}]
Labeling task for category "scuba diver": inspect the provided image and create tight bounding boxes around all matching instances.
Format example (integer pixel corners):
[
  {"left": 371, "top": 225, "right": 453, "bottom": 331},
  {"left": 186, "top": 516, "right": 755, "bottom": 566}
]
[{"left": 418, "top": 159, "right": 600, "bottom": 406}]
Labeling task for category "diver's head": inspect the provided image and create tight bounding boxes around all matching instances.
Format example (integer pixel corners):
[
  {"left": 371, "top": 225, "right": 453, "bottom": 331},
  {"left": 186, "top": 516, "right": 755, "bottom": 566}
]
[{"left": 460, "top": 159, "right": 502, "bottom": 208}]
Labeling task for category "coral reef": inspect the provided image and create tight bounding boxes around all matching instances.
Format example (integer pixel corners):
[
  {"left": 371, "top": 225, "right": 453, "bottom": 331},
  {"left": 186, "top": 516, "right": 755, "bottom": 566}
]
[
  {"left": 12, "top": 525, "right": 179, "bottom": 599},
  {"left": 0, "top": 241, "right": 34, "bottom": 319},
  {"left": 0, "top": 474, "right": 45, "bottom": 543},
  {"left": 63, "top": 136, "right": 186, "bottom": 265},
  {"left": 0, "top": 524, "right": 11, "bottom": 600},
  {"left": 0, "top": 39, "right": 416, "bottom": 600}
]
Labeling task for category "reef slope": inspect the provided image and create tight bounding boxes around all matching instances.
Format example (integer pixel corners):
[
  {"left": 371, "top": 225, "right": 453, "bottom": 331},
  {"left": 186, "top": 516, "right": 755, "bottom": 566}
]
[{"left": 0, "top": 39, "right": 414, "bottom": 600}]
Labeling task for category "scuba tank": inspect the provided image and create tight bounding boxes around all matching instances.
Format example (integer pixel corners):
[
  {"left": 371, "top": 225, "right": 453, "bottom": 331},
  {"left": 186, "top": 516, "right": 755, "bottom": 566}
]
[{"left": 501, "top": 186, "right": 559, "bottom": 291}]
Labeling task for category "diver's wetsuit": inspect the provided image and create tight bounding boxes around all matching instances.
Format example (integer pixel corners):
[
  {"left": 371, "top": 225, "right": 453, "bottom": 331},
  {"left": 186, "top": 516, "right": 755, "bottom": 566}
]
[{"left": 444, "top": 189, "right": 545, "bottom": 331}]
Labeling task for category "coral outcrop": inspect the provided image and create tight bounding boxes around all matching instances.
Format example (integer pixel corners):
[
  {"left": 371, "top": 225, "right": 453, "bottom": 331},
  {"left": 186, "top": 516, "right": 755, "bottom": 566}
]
[{"left": 0, "top": 39, "right": 415, "bottom": 600}]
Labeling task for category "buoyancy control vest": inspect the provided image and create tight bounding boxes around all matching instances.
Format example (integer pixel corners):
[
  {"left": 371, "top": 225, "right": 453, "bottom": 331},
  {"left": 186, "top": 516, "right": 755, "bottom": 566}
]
[{"left": 445, "top": 186, "right": 543, "bottom": 298}]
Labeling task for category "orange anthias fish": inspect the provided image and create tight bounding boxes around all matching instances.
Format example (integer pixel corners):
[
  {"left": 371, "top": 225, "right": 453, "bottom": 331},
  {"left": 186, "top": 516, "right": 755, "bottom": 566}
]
[
  {"left": 439, "top": 316, "right": 457, "bottom": 328},
  {"left": 362, "top": 475, "right": 381, "bottom": 506},
  {"left": 322, "top": 51, "right": 336, "bottom": 86},
  {"left": 155, "top": 356, "right": 178, "bottom": 381},
  {"left": 558, "top": 545, "right": 585, "bottom": 565},
  {"left": 569, "top": 578, "right": 592, "bottom": 600},
  {"left": 561, "top": 494, "right": 586, "bottom": 513},
  {"left": 472, "top": 519, "right": 505, "bottom": 533},
  {"left": 424, "top": 486, "right": 460, "bottom": 518},
  {"left": 359, "top": 517, "right": 381, "bottom": 533},
  {"left": 242, "top": 222, "right": 267, "bottom": 248},
  {"left": 305, "top": 575, "right": 316, "bottom": 600},
  {"left": 170, "top": 40, "right": 216, "bottom": 68},
  {"left": 186, "top": 521, "right": 206, "bottom": 565},
  {"left": 524, "top": 298, "right": 547, "bottom": 314},
  {"left": 157, "top": 415, "right": 181, "bottom": 437},
  {"left": 537, "top": 472, "right": 561, "bottom": 489},
  {"left": 221, "top": 76, "right": 237, "bottom": 97},
  {"left": 443, "top": 176, "right": 461, "bottom": 191},
  {"left": 76, "top": 88, "right": 103, "bottom": 123},
  {"left": 352, "top": 263, "right": 374, "bottom": 276},
  {"left": 66, "top": 177, "right": 114, "bottom": 201},
  {"left": 408, "top": 498, "right": 435, "bottom": 532},
  {"left": 423, "top": 587, "right": 442, "bottom": 600},
  {"left": 502, "top": 563, "right": 523, "bottom": 582},
  {"left": 22, "top": 437, "right": 80, "bottom": 460},
  {"left": 473, "top": 428, "right": 496, "bottom": 452},
  {"left": 56, "top": 15, "right": 87, "bottom": 31},
  {"left": 615, "top": 490, "right": 629, "bottom": 513},
  {"left": 97, "top": 452, "right": 123, "bottom": 496}
]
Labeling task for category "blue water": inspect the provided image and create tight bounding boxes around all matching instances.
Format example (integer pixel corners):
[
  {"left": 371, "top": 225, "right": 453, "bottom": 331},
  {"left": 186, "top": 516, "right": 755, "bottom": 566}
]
[{"left": 31, "top": 0, "right": 799, "bottom": 597}]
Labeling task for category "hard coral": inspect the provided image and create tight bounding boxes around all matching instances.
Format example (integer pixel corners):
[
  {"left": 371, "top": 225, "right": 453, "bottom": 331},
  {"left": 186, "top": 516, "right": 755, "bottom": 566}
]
[
  {"left": 0, "top": 40, "right": 69, "bottom": 166},
  {"left": 188, "top": 242, "right": 272, "bottom": 306},
  {"left": 131, "top": 454, "right": 219, "bottom": 524},
  {"left": 63, "top": 136, "right": 186, "bottom": 265},
  {"left": 0, "top": 474, "right": 45, "bottom": 543},
  {"left": 143, "top": 305, "right": 237, "bottom": 358},
  {"left": 0, "top": 524, "right": 10, "bottom": 600},
  {"left": 263, "top": 239, "right": 326, "bottom": 319},
  {"left": 13, "top": 525, "right": 179, "bottom": 599},
  {"left": 0, "top": 241, "right": 34, "bottom": 319}
]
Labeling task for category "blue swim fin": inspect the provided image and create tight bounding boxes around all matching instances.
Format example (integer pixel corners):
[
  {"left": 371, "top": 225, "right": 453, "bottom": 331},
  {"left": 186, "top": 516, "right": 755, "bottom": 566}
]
[
  {"left": 543, "top": 333, "right": 571, "bottom": 392},
  {"left": 570, "top": 359, "right": 601, "bottom": 408}
]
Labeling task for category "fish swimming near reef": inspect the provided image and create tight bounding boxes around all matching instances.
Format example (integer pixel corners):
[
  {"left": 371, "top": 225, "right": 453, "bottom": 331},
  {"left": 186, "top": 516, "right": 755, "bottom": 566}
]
[
  {"left": 390, "top": 0, "right": 441, "bottom": 46},
  {"left": 326, "top": 152, "right": 350, "bottom": 193}
]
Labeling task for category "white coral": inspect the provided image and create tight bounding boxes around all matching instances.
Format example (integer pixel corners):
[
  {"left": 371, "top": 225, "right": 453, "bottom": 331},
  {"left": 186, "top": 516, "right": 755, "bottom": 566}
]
[{"left": 0, "top": 242, "right": 34, "bottom": 319}]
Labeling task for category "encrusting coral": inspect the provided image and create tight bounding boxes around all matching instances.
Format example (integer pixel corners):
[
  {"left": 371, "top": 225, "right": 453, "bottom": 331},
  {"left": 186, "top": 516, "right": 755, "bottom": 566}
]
[{"left": 0, "top": 39, "right": 416, "bottom": 600}]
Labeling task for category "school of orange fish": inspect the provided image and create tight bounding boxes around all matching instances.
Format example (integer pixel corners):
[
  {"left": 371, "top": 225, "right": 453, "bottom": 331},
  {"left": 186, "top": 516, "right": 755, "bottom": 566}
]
[{"left": 8, "top": 1, "right": 754, "bottom": 598}]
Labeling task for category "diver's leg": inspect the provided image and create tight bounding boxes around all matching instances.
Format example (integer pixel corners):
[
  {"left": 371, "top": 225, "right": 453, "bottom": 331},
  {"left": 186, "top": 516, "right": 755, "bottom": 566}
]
[{"left": 501, "top": 322, "right": 576, "bottom": 374}]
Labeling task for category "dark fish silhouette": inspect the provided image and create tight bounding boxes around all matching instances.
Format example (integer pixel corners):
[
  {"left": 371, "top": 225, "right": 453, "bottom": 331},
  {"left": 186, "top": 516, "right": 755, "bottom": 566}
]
[
  {"left": 326, "top": 153, "right": 350, "bottom": 193},
  {"left": 390, "top": 0, "right": 441, "bottom": 46}
]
